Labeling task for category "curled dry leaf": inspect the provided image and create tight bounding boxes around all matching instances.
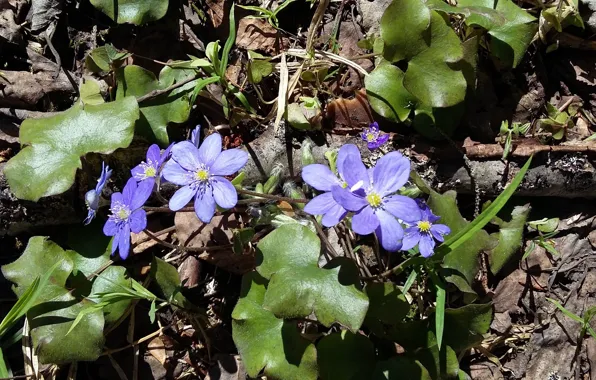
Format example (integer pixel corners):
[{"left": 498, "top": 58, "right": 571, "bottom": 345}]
[
  {"left": 206, "top": 0, "right": 226, "bottom": 28},
  {"left": 147, "top": 336, "right": 168, "bottom": 367},
  {"left": 325, "top": 89, "right": 374, "bottom": 128},
  {"left": 236, "top": 18, "right": 289, "bottom": 54},
  {"left": 174, "top": 212, "right": 255, "bottom": 274}
]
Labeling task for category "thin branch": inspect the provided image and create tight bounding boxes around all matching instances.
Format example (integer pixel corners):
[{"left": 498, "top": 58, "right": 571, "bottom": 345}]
[
  {"left": 237, "top": 189, "right": 309, "bottom": 203},
  {"left": 142, "top": 229, "right": 233, "bottom": 253},
  {"left": 361, "top": 256, "right": 424, "bottom": 281},
  {"left": 311, "top": 216, "right": 339, "bottom": 258},
  {"left": 144, "top": 206, "right": 195, "bottom": 213},
  {"left": 136, "top": 76, "right": 199, "bottom": 103}
]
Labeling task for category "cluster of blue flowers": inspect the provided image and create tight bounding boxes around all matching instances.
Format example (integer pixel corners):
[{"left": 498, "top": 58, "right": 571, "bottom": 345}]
[
  {"left": 302, "top": 143, "right": 450, "bottom": 257},
  {"left": 84, "top": 127, "right": 248, "bottom": 259},
  {"left": 84, "top": 124, "right": 449, "bottom": 260}
]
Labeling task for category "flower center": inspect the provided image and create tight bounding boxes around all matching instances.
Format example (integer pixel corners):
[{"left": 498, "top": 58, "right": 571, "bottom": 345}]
[
  {"left": 111, "top": 202, "right": 131, "bottom": 222},
  {"left": 366, "top": 192, "right": 382, "bottom": 207},
  {"left": 341, "top": 181, "right": 348, "bottom": 189},
  {"left": 417, "top": 220, "right": 432, "bottom": 233},
  {"left": 195, "top": 169, "right": 209, "bottom": 181},
  {"left": 366, "top": 133, "right": 376, "bottom": 142},
  {"left": 144, "top": 166, "right": 156, "bottom": 178}
]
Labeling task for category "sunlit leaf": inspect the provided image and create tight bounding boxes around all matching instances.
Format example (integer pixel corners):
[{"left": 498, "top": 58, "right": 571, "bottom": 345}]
[
  {"left": 89, "top": 0, "right": 169, "bottom": 25},
  {"left": 89, "top": 267, "right": 133, "bottom": 324},
  {"left": 365, "top": 62, "right": 415, "bottom": 123},
  {"left": 488, "top": 204, "right": 530, "bottom": 275}
]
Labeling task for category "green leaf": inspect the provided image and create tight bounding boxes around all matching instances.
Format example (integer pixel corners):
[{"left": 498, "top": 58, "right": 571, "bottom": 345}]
[
  {"left": 488, "top": 204, "right": 530, "bottom": 275},
  {"left": 90, "top": 267, "right": 133, "bottom": 324},
  {"left": 232, "top": 273, "right": 318, "bottom": 380},
  {"left": 373, "top": 357, "right": 432, "bottom": 380},
  {"left": 0, "top": 349, "right": 8, "bottom": 378},
  {"left": 546, "top": 297, "right": 584, "bottom": 324},
  {"left": 364, "top": 282, "right": 410, "bottom": 334},
  {"left": 403, "top": 11, "right": 466, "bottom": 108},
  {"left": 415, "top": 344, "right": 460, "bottom": 380},
  {"left": 256, "top": 225, "right": 369, "bottom": 331},
  {"left": 248, "top": 58, "right": 274, "bottom": 84},
  {"left": 150, "top": 257, "right": 192, "bottom": 310},
  {"left": 381, "top": 0, "right": 431, "bottom": 62},
  {"left": 430, "top": 271, "right": 446, "bottom": 349},
  {"left": 4, "top": 97, "right": 139, "bottom": 201},
  {"left": 220, "top": 4, "right": 236, "bottom": 77},
  {"left": 317, "top": 330, "right": 376, "bottom": 380},
  {"left": 89, "top": 0, "right": 169, "bottom": 25},
  {"left": 365, "top": 62, "right": 415, "bottom": 123},
  {"left": 79, "top": 78, "right": 105, "bottom": 105},
  {"left": 66, "top": 222, "right": 112, "bottom": 278},
  {"left": 263, "top": 258, "right": 369, "bottom": 331},
  {"left": 28, "top": 286, "right": 105, "bottom": 364},
  {"left": 440, "top": 304, "right": 492, "bottom": 351},
  {"left": 116, "top": 65, "right": 195, "bottom": 145},
  {"left": 458, "top": 0, "right": 537, "bottom": 67},
  {"left": 2, "top": 237, "right": 74, "bottom": 297}
]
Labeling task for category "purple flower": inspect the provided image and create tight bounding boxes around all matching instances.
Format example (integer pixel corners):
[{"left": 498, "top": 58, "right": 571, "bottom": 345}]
[
  {"left": 84, "top": 162, "right": 112, "bottom": 225},
  {"left": 162, "top": 133, "right": 248, "bottom": 223},
  {"left": 332, "top": 151, "right": 421, "bottom": 252},
  {"left": 131, "top": 144, "right": 171, "bottom": 187},
  {"left": 191, "top": 125, "right": 200, "bottom": 147},
  {"left": 302, "top": 144, "right": 361, "bottom": 227},
  {"left": 103, "top": 178, "right": 153, "bottom": 260},
  {"left": 401, "top": 200, "right": 451, "bottom": 257},
  {"left": 361, "top": 122, "right": 389, "bottom": 150}
]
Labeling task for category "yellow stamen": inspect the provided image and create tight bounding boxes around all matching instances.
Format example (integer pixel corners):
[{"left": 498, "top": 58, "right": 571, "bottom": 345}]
[
  {"left": 195, "top": 169, "right": 209, "bottom": 181},
  {"left": 341, "top": 181, "right": 348, "bottom": 189},
  {"left": 366, "top": 192, "right": 382, "bottom": 207},
  {"left": 366, "top": 133, "right": 375, "bottom": 142},
  {"left": 117, "top": 209, "right": 129, "bottom": 220},
  {"left": 417, "top": 221, "right": 432, "bottom": 232},
  {"left": 144, "top": 166, "right": 156, "bottom": 178}
]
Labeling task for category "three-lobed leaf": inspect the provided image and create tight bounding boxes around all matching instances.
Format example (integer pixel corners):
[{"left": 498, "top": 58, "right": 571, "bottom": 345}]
[{"left": 4, "top": 97, "right": 139, "bottom": 201}]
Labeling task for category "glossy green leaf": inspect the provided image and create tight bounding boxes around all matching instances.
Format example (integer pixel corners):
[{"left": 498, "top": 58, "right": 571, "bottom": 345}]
[
  {"left": 232, "top": 273, "right": 318, "bottom": 380},
  {"left": 488, "top": 204, "right": 530, "bottom": 275},
  {"left": 85, "top": 44, "right": 129, "bottom": 73},
  {"left": 89, "top": 0, "right": 169, "bottom": 25},
  {"left": 365, "top": 62, "right": 415, "bottom": 123},
  {"left": 373, "top": 357, "right": 432, "bottom": 380},
  {"left": 248, "top": 56, "right": 274, "bottom": 84},
  {"left": 79, "top": 78, "right": 105, "bottom": 105},
  {"left": 256, "top": 225, "right": 369, "bottom": 331},
  {"left": 4, "top": 97, "right": 139, "bottom": 201},
  {"left": 364, "top": 282, "right": 410, "bottom": 334},
  {"left": 403, "top": 11, "right": 466, "bottom": 108},
  {"left": 317, "top": 330, "right": 376, "bottom": 380},
  {"left": 90, "top": 267, "right": 133, "bottom": 324},
  {"left": 150, "top": 257, "right": 192, "bottom": 310},
  {"left": 116, "top": 65, "right": 195, "bottom": 145},
  {"left": 66, "top": 222, "right": 112, "bottom": 278},
  {"left": 381, "top": 0, "right": 431, "bottom": 62},
  {"left": 2, "top": 237, "right": 74, "bottom": 297}
]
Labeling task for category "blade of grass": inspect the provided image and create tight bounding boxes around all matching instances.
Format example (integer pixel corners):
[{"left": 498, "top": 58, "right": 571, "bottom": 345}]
[
  {"left": 429, "top": 271, "right": 446, "bottom": 350},
  {"left": 546, "top": 297, "right": 584, "bottom": 324},
  {"left": 0, "top": 348, "right": 8, "bottom": 378},
  {"left": 220, "top": 4, "right": 236, "bottom": 77},
  {"left": 190, "top": 76, "right": 221, "bottom": 105}
]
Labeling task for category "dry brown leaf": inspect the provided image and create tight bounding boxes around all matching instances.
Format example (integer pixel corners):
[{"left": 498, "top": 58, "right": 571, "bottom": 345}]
[
  {"left": 147, "top": 336, "right": 167, "bottom": 366},
  {"left": 178, "top": 255, "right": 201, "bottom": 289},
  {"left": 206, "top": 0, "right": 225, "bottom": 28},
  {"left": 174, "top": 212, "right": 255, "bottom": 274},
  {"left": 325, "top": 89, "right": 374, "bottom": 128},
  {"left": 236, "top": 18, "right": 288, "bottom": 54}
]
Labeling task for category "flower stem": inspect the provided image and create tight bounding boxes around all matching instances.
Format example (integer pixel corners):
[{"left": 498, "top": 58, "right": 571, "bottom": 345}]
[
  {"left": 237, "top": 189, "right": 309, "bottom": 203},
  {"left": 361, "top": 255, "right": 425, "bottom": 281}
]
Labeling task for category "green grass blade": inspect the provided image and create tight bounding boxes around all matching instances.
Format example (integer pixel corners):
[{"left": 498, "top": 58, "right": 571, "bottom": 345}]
[
  {"left": 546, "top": 297, "right": 584, "bottom": 324},
  {"left": 0, "top": 348, "right": 9, "bottom": 378},
  {"left": 434, "top": 157, "right": 532, "bottom": 260},
  {"left": 430, "top": 271, "right": 446, "bottom": 350},
  {"left": 220, "top": 3, "right": 236, "bottom": 76},
  {"left": 190, "top": 76, "right": 221, "bottom": 105}
]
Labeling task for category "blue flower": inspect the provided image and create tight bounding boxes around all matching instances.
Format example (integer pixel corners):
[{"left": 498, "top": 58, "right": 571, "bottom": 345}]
[
  {"left": 191, "top": 125, "right": 200, "bottom": 147},
  {"left": 84, "top": 162, "right": 112, "bottom": 225},
  {"left": 361, "top": 122, "right": 389, "bottom": 150},
  {"left": 302, "top": 144, "right": 361, "bottom": 227},
  {"left": 103, "top": 178, "right": 153, "bottom": 260},
  {"left": 131, "top": 144, "right": 171, "bottom": 188},
  {"left": 162, "top": 133, "right": 248, "bottom": 223},
  {"left": 401, "top": 200, "right": 451, "bottom": 257},
  {"left": 331, "top": 151, "right": 421, "bottom": 252}
]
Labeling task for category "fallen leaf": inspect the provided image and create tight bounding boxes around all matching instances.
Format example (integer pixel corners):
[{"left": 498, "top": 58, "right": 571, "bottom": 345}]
[
  {"left": 236, "top": 18, "right": 288, "bottom": 54},
  {"left": 178, "top": 255, "right": 201, "bottom": 289},
  {"left": 206, "top": 0, "right": 225, "bottom": 28},
  {"left": 325, "top": 89, "right": 374, "bottom": 128},
  {"left": 147, "top": 337, "right": 167, "bottom": 366}
]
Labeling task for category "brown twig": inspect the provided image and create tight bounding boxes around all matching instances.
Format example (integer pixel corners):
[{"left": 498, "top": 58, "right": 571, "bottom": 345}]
[
  {"left": 311, "top": 216, "right": 339, "bottom": 258},
  {"left": 136, "top": 76, "right": 199, "bottom": 103},
  {"left": 237, "top": 189, "right": 309, "bottom": 203},
  {"left": 142, "top": 229, "right": 233, "bottom": 253}
]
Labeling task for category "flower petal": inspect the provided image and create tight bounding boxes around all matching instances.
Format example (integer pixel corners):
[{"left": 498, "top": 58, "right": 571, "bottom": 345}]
[
  {"left": 419, "top": 234, "right": 436, "bottom": 258},
  {"left": 304, "top": 192, "right": 336, "bottom": 215},
  {"left": 372, "top": 151, "right": 411, "bottom": 196},
  {"left": 162, "top": 160, "right": 192, "bottom": 186},
  {"left": 212, "top": 177, "right": 238, "bottom": 209},
  {"left": 210, "top": 149, "right": 248, "bottom": 176},
  {"left": 96, "top": 162, "right": 112, "bottom": 192},
  {"left": 131, "top": 178, "right": 153, "bottom": 210},
  {"left": 195, "top": 186, "right": 216, "bottom": 223},
  {"left": 131, "top": 164, "right": 146, "bottom": 181},
  {"left": 430, "top": 223, "right": 451, "bottom": 242},
  {"left": 332, "top": 186, "right": 367, "bottom": 212},
  {"left": 191, "top": 125, "right": 200, "bottom": 147},
  {"left": 146, "top": 144, "right": 161, "bottom": 163},
  {"left": 337, "top": 144, "right": 361, "bottom": 180},
  {"left": 84, "top": 210, "right": 96, "bottom": 225},
  {"left": 375, "top": 209, "right": 404, "bottom": 252},
  {"left": 302, "top": 164, "right": 340, "bottom": 191},
  {"left": 110, "top": 236, "right": 118, "bottom": 255},
  {"left": 340, "top": 150, "right": 369, "bottom": 188},
  {"left": 169, "top": 185, "right": 196, "bottom": 210},
  {"left": 129, "top": 209, "right": 147, "bottom": 233},
  {"left": 198, "top": 133, "right": 222, "bottom": 167},
  {"left": 103, "top": 219, "right": 118, "bottom": 236},
  {"left": 351, "top": 206, "right": 380, "bottom": 235},
  {"left": 383, "top": 195, "right": 422, "bottom": 223},
  {"left": 322, "top": 203, "right": 348, "bottom": 227},
  {"left": 118, "top": 224, "right": 131, "bottom": 260},
  {"left": 401, "top": 227, "right": 421, "bottom": 251},
  {"left": 122, "top": 177, "right": 137, "bottom": 205},
  {"left": 171, "top": 141, "right": 202, "bottom": 171},
  {"left": 110, "top": 192, "right": 123, "bottom": 206}
]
